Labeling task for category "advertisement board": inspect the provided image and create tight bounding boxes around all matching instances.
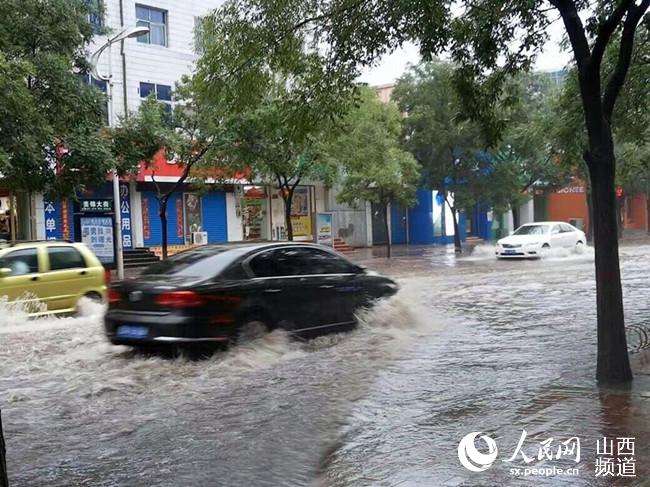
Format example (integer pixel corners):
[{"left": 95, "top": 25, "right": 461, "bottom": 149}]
[
  {"left": 80, "top": 216, "right": 115, "bottom": 264},
  {"left": 316, "top": 213, "right": 333, "bottom": 246}
]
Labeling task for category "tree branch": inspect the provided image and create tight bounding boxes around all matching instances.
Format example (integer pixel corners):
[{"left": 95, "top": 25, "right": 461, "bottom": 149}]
[
  {"left": 591, "top": 0, "right": 634, "bottom": 66},
  {"left": 602, "top": 0, "right": 650, "bottom": 121},
  {"left": 549, "top": 0, "right": 592, "bottom": 68}
]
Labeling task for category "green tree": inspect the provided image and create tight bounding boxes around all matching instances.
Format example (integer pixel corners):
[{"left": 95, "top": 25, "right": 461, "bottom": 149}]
[
  {"left": 198, "top": 0, "right": 650, "bottom": 383},
  {"left": 494, "top": 73, "right": 571, "bottom": 229},
  {"left": 325, "top": 88, "right": 420, "bottom": 257},
  {"left": 393, "top": 61, "right": 506, "bottom": 252},
  {"left": 0, "top": 0, "right": 112, "bottom": 198},
  {"left": 225, "top": 83, "right": 338, "bottom": 240},
  {"left": 112, "top": 79, "right": 230, "bottom": 259}
]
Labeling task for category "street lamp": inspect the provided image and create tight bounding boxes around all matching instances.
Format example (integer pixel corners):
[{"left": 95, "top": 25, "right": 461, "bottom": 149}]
[{"left": 89, "top": 26, "right": 149, "bottom": 280}]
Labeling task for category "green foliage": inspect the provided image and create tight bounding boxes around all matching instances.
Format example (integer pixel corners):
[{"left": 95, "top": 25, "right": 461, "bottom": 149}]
[
  {"left": 0, "top": 0, "right": 112, "bottom": 198},
  {"left": 325, "top": 88, "right": 420, "bottom": 209},
  {"left": 553, "top": 23, "right": 650, "bottom": 192}
]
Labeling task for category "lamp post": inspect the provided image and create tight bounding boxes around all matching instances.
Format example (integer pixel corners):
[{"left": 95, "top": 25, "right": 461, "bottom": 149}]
[{"left": 89, "top": 26, "right": 149, "bottom": 280}]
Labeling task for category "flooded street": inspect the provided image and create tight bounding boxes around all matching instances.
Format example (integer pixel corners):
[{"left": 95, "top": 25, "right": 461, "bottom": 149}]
[{"left": 2, "top": 244, "right": 650, "bottom": 486}]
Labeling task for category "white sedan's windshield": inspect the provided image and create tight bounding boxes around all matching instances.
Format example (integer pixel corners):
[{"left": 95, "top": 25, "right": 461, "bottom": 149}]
[{"left": 513, "top": 225, "right": 549, "bottom": 236}]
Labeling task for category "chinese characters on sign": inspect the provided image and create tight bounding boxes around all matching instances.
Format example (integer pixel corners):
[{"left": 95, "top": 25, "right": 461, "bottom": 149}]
[
  {"left": 142, "top": 197, "right": 150, "bottom": 240},
  {"left": 80, "top": 217, "right": 114, "bottom": 264},
  {"left": 595, "top": 437, "right": 636, "bottom": 478},
  {"left": 119, "top": 184, "right": 132, "bottom": 249},
  {"left": 61, "top": 200, "right": 70, "bottom": 240},
  {"left": 80, "top": 199, "right": 113, "bottom": 213},
  {"left": 176, "top": 197, "right": 184, "bottom": 238},
  {"left": 44, "top": 200, "right": 59, "bottom": 240}
]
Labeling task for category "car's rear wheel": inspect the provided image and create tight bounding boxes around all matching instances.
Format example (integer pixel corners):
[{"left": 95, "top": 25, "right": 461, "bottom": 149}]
[{"left": 236, "top": 319, "right": 270, "bottom": 344}]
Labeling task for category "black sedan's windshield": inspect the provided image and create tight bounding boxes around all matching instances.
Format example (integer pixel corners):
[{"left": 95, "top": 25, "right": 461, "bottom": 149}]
[{"left": 142, "top": 247, "right": 236, "bottom": 278}]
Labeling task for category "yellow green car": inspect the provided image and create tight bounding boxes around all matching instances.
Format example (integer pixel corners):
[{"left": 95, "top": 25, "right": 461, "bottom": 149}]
[{"left": 0, "top": 240, "right": 107, "bottom": 316}]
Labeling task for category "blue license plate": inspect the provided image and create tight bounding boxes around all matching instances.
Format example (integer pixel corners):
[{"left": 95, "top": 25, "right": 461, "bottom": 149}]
[
  {"left": 504, "top": 249, "right": 516, "bottom": 254},
  {"left": 116, "top": 325, "right": 148, "bottom": 339}
]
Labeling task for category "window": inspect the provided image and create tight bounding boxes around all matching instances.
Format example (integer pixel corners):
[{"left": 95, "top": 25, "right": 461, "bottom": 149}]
[
  {"left": 301, "top": 248, "right": 358, "bottom": 275},
  {"left": 560, "top": 224, "right": 575, "bottom": 233},
  {"left": 0, "top": 249, "right": 39, "bottom": 276},
  {"left": 142, "top": 247, "right": 237, "bottom": 278},
  {"left": 86, "top": 0, "right": 103, "bottom": 33},
  {"left": 551, "top": 225, "right": 562, "bottom": 234},
  {"left": 139, "top": 82, "right": 173, "bottom": 117},
  {"left": 249, "top": 247, "right": 357, "bottom": 278},
  {"left": 513, "top": 225, "right": 549, "bottom": 236},
  {"left": 48, "top": 247, "right": 87, "bottom": 271},
  {"left": 136, "top": 5, "right": 167, "bottom": 46}
]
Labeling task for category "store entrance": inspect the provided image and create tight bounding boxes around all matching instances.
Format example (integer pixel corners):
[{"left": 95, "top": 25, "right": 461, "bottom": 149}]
[{"left": 0, "top": 189, "right": 34, "bottom": 241}]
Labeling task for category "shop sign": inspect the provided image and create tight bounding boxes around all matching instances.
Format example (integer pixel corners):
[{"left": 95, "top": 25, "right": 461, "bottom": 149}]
[
  {"left": 316, "top": 213, "right": 333, "bottom": 246},
  {"left": 80, "top": 216, "right": 114, "bottom": 264},
  {"left": 80, "top": 199, "right": 113, "bottom": 213}
]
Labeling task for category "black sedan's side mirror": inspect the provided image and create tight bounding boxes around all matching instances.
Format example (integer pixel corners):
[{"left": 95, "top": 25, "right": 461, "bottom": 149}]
[{"left": 354, "top": 265, "right": 367, "bottom": 274}]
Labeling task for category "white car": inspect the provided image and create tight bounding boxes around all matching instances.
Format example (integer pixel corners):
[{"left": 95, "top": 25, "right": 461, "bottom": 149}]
[{"left": 496, "top": 222, "right": 586, "bottom": 258}]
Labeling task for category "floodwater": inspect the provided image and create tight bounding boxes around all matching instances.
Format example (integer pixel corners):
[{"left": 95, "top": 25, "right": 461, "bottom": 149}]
[{"left": 1, "top": 244, "right": 650, "bottom": 486}]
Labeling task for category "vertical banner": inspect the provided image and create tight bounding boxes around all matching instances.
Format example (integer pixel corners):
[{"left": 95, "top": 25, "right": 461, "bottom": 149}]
[
  {"left": 290, "top": 186, "right": 312, "bottom": 237},
  {"left": 119, "top": 183, "right": 132, "bottom": 249},
  {"left": 44, "top": 200, "right": 60, "bottom": 240},
  {"left": 142, "top": 197, "right": 150, "bottom": 240},
  {"left": 176, "top": 197, "right": 184, "bottom": 239},
  {"left": 61, "top": 200, "right": 70, "bottom": 240},
  {"left": 316, "top": 213, "right": 333, "bottom": 246}
]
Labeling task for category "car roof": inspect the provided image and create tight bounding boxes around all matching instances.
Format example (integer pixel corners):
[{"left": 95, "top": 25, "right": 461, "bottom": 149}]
[
  {"left": 520, "top": 221, "right": 570, "bottom": 226},
  {"left": 0, "top": 239, "right": 78, "bottom": 250}
]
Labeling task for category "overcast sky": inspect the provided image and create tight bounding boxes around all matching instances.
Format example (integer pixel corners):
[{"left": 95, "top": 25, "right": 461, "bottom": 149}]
[{"left": 358, "top": 17, "right": 573, "bottom": 86}]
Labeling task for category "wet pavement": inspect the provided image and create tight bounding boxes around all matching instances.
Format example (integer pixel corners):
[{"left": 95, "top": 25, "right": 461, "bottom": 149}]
[{"left": 2, "top": 243, "right": 650, "bottom": 486}]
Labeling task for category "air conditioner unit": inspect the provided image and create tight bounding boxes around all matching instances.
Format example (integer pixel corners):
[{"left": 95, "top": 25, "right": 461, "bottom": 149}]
[{"left": 192, "top": 231, "right": 208, "bottom": 245}]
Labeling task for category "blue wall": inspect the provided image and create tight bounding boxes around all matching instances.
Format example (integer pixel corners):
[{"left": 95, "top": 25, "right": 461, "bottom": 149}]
[
  {"left": 142, "top": 191, "right": 228, "bottom": 246},
  {"left": 407, "top": 189, "right": 435, "bottom": 244},
  {"left": 201, "top": 191, "right": 228, "bottom": 243},
  {"left": 143, "top": 192, "right": 184, "bottom": 247},
  {"left": 391, "top": 204, "right": 407, "bottom": 244}
]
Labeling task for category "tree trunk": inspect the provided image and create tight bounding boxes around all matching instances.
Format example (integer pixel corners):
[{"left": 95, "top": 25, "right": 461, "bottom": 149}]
[
  {"left": 282, "top": 189, "right": 295, "bottom": 241},
  {"left": 1, "top": 410, "right": 8, "bottom": 487},
  {"left": 586, "top": 145, "right": 632, "bottom": 383},
  {"left": 383, "top": 203, "right": 391, "bottom": 258},
  {"left": 159, "top": 199, "right": 169, "bottom": 260},
  {"left": 451, "top": 206, "right": 462, "bottom": 253},
  {"left": 511, "top": 205, "right": 520, "bottom": 230}
]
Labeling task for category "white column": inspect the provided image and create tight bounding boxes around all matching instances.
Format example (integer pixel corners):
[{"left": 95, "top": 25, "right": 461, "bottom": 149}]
[
  {"left": 34, "top": 193, "right": 46, "bottom": 240},
  {"left": 226, "top": 192, "right": 243, "bottom": 242},
  {"left": 365, "top": 201, "right": 373, "bottom": 247},
  {"left": 130, "top": 180, "right": 144, "bottom": 248}
]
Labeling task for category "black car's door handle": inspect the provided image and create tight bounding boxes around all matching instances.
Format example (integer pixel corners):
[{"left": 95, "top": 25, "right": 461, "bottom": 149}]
[
  {"left": 30, "top": 276, "right": 39, "bottom": 281},
  {"left": 319, "top": 285, "right": 335, "bottom": 289},
  {"left": 264, "top": 289, "right": 282, "bottom": 293}
]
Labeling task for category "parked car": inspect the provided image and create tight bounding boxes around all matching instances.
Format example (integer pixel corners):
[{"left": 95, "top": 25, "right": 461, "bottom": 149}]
[
  {"left": 0, "top": 240, "right": 108, "bottom": 315},
  {"left": 495, "top": 222, "right": 586, "bottom": 258},
  {"left": 105, "top": 242, "right": 399, "bottom": 346}
]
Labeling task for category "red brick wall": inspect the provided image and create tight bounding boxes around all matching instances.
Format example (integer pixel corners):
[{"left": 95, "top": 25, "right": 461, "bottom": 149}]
[{"left": 547, "top": 186, "right": 589, "bottom": 231}]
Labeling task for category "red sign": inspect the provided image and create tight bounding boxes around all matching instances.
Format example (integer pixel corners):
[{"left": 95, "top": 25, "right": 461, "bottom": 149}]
[
  {"left": 61, "top": 200, "right": 70, "bottom": 240},
  {"left": 142, "top": 197, "right": 150, "bottom": 240},
  {"left": 176, "top": 198, "right": 184, "bottom": 238},
  {"left": 616, "top": 187, "right": 625, "bottom": 199}
]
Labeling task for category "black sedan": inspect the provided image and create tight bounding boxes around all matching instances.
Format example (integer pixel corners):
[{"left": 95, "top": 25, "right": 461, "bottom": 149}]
[{"left": 105, "top": 242, "right": 398, "bottom": 346}]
